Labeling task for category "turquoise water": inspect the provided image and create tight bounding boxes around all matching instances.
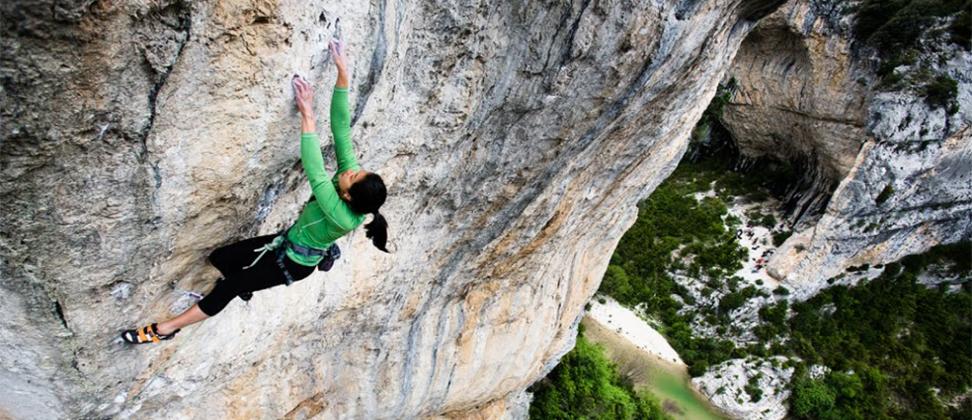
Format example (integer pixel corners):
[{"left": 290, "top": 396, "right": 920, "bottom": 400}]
[
  {"left": 643, "top": 360, "right": 724, "bottom": 420},
  {"left": 581, "top": 317, "right": 725, "bottom": 420}
]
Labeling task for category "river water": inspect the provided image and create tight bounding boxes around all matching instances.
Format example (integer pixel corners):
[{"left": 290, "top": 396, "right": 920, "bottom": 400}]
[{"left": 582, "top": 305, "right": 726, "bottom": 420}]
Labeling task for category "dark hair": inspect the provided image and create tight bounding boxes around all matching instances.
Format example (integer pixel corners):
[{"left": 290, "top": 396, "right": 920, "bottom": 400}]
[{"left": 348, "top": 173, "right": 388, "bottom": 252}]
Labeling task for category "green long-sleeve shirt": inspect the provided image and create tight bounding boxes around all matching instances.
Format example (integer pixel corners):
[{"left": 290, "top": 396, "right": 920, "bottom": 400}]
[{"left": 285, "top": 87, "right": 365, "bottom": 266}]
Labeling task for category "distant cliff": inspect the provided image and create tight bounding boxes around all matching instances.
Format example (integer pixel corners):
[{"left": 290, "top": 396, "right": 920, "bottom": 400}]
[
  {"left": 0, "top": 0, "right": 784, "bottom": 418},
  {"left": 721, "top": 0, "right": 972, "bottom": 292}
]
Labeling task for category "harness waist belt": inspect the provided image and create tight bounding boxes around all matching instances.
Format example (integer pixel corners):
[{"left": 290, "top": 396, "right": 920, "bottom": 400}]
[
  {"left": 244, "top": 232, "right": 329, "bottom": 267},
  {"left": 242, "top": 229, "right": 334, "bottom": 286},
  {"left": 288, "top": 240, "right": 328, "bottom": 258}
]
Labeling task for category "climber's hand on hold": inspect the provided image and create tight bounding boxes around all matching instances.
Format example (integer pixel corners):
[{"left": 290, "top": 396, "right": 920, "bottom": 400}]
[
  {"left": 329, "top": 39, "right": 347, "bottom": 71},
  {"left": 329, "top": 39, "right": 350, "bottom": 89},
  {"left": 292, "top": 75, "right": 316, "bottom": 132},
  {"left": 293, "top": 75, "right": 314, "bottom": 115}
]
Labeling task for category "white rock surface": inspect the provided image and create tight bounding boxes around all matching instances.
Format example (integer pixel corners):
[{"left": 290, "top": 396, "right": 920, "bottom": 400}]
[
  {"left": 693, "top": 357, "right": 795, "bottom": 420},
  {"left": 0, "top": 0, "right": 786, "bottom": 417},
  {"left": 587, "top": 295, "right": 684, "bottom": 366},
  {"left": 917, "top": 263, "right": 967, "bottom": 293}
]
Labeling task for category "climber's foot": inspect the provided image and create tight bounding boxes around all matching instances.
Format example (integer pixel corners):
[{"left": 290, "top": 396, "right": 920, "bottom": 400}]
[{"left": 121, "top": 323, "right": 179, "bottom": 345}]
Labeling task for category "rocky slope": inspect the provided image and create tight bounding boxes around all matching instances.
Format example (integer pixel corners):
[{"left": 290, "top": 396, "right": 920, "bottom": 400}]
[
  {"left": 0, "top": 0, "right": 784, "bottom": 418},
  {"left": 693, "top": 357, "right": 794, "bottom": 420},
  {"left": 721, "top": 0, "right": 972, "bottom": 289}
]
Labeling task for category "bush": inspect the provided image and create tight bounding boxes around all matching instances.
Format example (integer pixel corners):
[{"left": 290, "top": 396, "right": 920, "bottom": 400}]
[
  {"left": 601, "top": 265, "right": 635, "bottom": 303},
  {"left": 923, "top": 74, "right": 959, "bottom": 112},
  {"left": 719, "top": 286, "right": 759, "bottom": 315},
  {"left": 745, "top": 375, "right": 764, "bottom": 403},
  {"left": 760, "top": 213, "right": 777, "bottom": 228},
  {"left": 760, "top": 301, "right": 789, "bottom": 327},
  {"left": 876, "top": 184, "right": 894, "bottom": 205},
  {"left": 529, "top": 332, "right": 667, "bottom": 419},
  {"left": 790, "top": 375, "right": 837, "bottom": 419}
]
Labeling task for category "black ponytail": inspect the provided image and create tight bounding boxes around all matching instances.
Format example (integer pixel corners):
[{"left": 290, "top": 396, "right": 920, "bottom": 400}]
[
  {"left": 365, "top": 211, "right": 388, "bottom": 252},
  {"left": 348, "top": 172, "right": 389, "bottom": 252}
]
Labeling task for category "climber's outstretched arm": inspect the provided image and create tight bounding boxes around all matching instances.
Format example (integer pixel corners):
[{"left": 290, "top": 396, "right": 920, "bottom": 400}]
[
  {"left": 329, "top": 40, "right": 359, "bottom": 173},
  {"left": 293, "top": 76, "right": 343, "bottom": 208},
  {"left": 295, "top": 75, "right": 317, "bottom": 134},
  {"left": 331, "top": 40, "right": 349, "bottom": 89}
]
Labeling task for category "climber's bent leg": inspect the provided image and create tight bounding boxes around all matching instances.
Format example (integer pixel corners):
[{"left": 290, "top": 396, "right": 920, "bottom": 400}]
[
  {"left": 156, "top": 304, "right": 208, "bottom": 335},
  {"left": 196, "top": 275, "right": 241, "bottom": 316},
  {"left": 123, "top": 236, "right": 319, "bottom": 345},
  {"left": 197, "top": 249, "right": 316, "bottom": 316},
  {"left": 135, "top": 246, "right": 318, "bottom": 344}
]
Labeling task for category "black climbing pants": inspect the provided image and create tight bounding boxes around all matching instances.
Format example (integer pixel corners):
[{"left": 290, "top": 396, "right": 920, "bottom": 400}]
[{"left": 197, "top": 234, "right": 316, "bottom": 316}]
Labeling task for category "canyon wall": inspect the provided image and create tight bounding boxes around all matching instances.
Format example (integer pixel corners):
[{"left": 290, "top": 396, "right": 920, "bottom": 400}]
[
  {"left": 721, "top": 0, "right": 972, "bottom": 290},
  {"left": 0, "top": 0, "right": 782, "bottom": 418}
]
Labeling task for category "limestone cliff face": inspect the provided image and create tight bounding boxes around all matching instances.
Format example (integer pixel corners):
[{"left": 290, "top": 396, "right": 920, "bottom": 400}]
[
  {"left": 721, "top": 0, "right": 972, "bottom": 289},
  {"left": 0, "top": 0, "right": 782, "bottom": 418},
  {"left": 724, "top": 0, "right": 869, "bottom": 185}
]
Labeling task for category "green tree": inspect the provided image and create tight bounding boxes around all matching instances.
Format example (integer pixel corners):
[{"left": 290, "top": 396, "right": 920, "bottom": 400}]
[
  {"left": 529, "top": 331, "right": 668, "bottom": 419},
  {"left": 791, "top": 376, "right": 836, "bottom": 419}
]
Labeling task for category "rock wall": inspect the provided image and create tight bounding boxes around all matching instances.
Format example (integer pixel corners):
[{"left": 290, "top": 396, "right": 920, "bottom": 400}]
[
  {"left": 0, "top": 0, "right": 783, "bottom": 418},
  {"left": 723, "top": 0, "right": 869, "bottom": 183},
  {"left": 721, "top": 0, "right": 972, "bottom": 288}
]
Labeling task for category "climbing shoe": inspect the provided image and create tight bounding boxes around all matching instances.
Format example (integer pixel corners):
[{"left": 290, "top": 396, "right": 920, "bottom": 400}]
[{"left": 121, "top": 323, "right": 179, "bottom": 345}]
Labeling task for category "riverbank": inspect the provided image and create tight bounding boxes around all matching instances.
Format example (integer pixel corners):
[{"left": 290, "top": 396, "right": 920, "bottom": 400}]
[
  {"left": 587, "top": 295, "right": 684, "bottom": 366},
  {"left": 582, "top": 315, "right": 726, "bottom": 420}
]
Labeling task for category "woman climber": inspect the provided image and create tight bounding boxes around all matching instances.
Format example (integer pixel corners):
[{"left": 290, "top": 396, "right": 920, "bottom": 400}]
[{"left": 122, "top": 40, "right": 388, "bottom": 344}]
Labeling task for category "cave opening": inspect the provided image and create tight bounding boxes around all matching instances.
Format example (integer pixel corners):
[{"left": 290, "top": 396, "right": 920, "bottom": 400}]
[{"left": 684, "top": 80, "right": 834, "bottom": 232}]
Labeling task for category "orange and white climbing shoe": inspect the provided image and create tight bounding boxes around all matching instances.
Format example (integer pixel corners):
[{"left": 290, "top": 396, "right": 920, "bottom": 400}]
[{"left": 121, "top": 323, "right": 179, "bottom": 345}]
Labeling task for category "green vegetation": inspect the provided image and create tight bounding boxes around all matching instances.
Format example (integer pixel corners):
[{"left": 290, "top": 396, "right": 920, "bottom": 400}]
[
  {"left": 785, "top": 244, "right": 971, "bottom": 419},
  {"left": 924, "top": 74, "right": 960, "bottom": 112},
  {"left": 580, "top": 319, "right": 728, "bottom": 420},
  {"left": 745, "top": 374, "right": 764, "bottom": 403},
  {"left": 790, "top": 375, "right": 833, "bottom": 417},
  {"left": 854, "top": 0, "right": 970, "bottom": 54},
  {"left": 875, "top": 184, "right": 895, "bottom": 205},
  {"left": 598, "top": 125, "right": 971, "bottom": 417},
  {"left": 851, "top": 0, "right": 968, "bottom": 111},
  {"left": 529, "top": 325, "right": 669, "bottom": 419},
  {"left": 599, "top": 147, "right": 806, "bottom": 376},
  {"left": 600, "top": 160, "right": 748, "bottom": 376},
  {"left": 746, "top": 210, "right": 777, "bottom": 229},
  {"left": 754, "top": 301, "right": 789, "bottom": 342}
]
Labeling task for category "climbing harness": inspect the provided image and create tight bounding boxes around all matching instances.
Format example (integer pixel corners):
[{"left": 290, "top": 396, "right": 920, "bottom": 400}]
[{"left": 242, "top": 228, "right": 341, "bottom": 286}]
